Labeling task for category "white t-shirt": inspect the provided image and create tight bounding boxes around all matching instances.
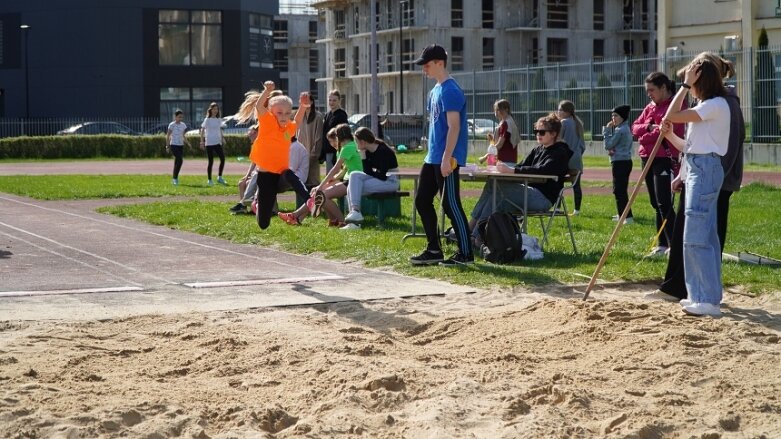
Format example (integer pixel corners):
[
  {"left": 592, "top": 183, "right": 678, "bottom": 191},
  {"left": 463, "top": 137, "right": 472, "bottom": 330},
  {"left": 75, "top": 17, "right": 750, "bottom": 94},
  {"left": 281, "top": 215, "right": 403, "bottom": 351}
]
[
  {"left": 289, "top": 140, "right": 310, "bottom": 182},
  {"left": 686, "top": 97, "right": 729, "bottom": 156},
  {"left": 201, "top": 117, "right": 223, "bottom": 145},
  {"left": 167, "top": 121, "right": 187, "bottom": 146}
]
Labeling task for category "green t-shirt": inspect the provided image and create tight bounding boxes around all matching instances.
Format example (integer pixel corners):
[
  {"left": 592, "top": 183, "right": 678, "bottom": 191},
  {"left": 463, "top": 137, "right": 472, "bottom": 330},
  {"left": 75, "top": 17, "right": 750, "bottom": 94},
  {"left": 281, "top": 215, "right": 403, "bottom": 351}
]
[{"left": 337, "top": 141, "right": 363, "bottom": 180}]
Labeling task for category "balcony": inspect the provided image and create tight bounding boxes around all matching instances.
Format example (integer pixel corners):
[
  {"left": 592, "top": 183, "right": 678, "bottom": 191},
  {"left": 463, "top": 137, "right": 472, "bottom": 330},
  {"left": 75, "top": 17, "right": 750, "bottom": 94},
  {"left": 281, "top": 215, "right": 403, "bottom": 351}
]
[{"left": 506, "top": 16, "right": 541, "bottom": 32}]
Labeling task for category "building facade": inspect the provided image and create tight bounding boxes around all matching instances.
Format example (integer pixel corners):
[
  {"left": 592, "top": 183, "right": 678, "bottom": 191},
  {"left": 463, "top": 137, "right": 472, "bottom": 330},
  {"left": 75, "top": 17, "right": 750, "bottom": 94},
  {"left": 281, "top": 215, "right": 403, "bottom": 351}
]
[
  {"left": 274, "top": 12, "right": 324, "bottom": 104},
  {"left": 0, "top": 0, "right": 278, "bottom": 122},
  {"left": 312, "top": 0, "right": 656, "bottom": 115}
]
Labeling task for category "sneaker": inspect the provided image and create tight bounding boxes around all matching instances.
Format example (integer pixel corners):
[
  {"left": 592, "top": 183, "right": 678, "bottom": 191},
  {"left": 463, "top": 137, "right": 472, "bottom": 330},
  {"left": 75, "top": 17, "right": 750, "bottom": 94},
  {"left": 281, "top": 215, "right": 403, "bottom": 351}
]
[
  {"left": 569, "top": 209, "right": 580, "bottom": 216},
  {"left": 172, "top": 178, "right": 178, "bottom": 186},
  {"left": 344, "top": 210, "right": 364, "bottom": 223},
  {"left": 311, "top": 190, "right": 326, "bottom": 218},
  {"left": 682, "top": 302, "right": 721, "bottom": 317},
  {"left": 217, "top": 176, "right": 227, "bottom": 185},
  {"left": 278, "top": 212, "right": 300, "bottom": 226},
  {"left": 611, "top": 215, "right": 620, "bottom": 221},
  {"left": 680, "top": 298, "right": 693, "bottom": 307},
  {"left": 646, "top": 246, "right": 669, "bottom": 258},
  {"left": 340, "top": 223, "right": 360, "bottom": 230},
  {"left": 643, "top": 289, "right": 679, "bottom": 302},
  {"left": 440, "top": 252, "right": 475, "bottom": 266},
  {"left": 410, "top": 250, "right": 445, "bottom": 266},
  {"left": 207, "top": 179, "right": 214, "bottom": 186},
  {"left": 229, "top": 202, "right": 246, "bottom": 214},
  {"left": 623, "top": 217, "right": 634, "bottom": 225}
]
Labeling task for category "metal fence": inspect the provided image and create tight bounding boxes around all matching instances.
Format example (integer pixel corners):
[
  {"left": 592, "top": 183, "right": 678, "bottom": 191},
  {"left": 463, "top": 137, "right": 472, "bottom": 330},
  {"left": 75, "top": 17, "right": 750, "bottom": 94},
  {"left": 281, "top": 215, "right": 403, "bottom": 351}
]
[
  {"left": 451, "top": 45, "right": 781, "bottom": 144},
  {"left": 0, "top": 117, "right": 172, "bottom": 138}
]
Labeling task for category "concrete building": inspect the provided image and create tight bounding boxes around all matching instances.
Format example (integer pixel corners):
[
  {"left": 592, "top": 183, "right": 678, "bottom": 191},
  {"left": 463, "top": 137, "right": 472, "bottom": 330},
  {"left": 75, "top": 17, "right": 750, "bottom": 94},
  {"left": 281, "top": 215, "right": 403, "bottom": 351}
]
[
  {"left": 0, "top": 0, "right": 278, "bottom": 121},
  {"left": 658, "top": 0, "right": 781, "bottom": 55},
  {"left": 311, "top": 0, "right": 656, "bottom": 115},
  {"left": 274, "top": 11, "right": 324, "bottom": 104}
]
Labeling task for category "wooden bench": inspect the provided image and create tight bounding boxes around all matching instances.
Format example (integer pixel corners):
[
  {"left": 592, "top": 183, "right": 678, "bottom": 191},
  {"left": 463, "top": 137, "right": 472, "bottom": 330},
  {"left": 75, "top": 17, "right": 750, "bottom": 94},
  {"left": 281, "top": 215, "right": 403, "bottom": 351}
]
[{"left": 338, "top": 191, "right": 410, "bottom": 226}]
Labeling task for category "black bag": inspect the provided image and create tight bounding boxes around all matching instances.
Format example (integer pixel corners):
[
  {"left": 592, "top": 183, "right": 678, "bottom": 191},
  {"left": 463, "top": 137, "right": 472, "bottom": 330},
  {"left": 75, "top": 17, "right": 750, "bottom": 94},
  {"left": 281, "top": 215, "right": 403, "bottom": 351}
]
[{"left": 477, "top": 212, "right": 526, "bottom": 264}]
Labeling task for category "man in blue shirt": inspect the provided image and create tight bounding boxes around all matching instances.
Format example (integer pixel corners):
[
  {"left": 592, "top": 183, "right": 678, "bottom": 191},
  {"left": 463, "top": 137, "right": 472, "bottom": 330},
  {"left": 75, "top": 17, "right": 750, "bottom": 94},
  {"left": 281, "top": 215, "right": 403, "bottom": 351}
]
[{"left": 410, "top": 44, "right": 473, "bottom": 266}]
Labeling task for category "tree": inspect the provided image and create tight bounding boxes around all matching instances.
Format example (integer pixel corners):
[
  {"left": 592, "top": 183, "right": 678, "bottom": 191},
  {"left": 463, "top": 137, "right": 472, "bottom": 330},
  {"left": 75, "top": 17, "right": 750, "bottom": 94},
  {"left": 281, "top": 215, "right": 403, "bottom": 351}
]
[{"left": 754, "top": 27, "right": 779, "bottom": 142}]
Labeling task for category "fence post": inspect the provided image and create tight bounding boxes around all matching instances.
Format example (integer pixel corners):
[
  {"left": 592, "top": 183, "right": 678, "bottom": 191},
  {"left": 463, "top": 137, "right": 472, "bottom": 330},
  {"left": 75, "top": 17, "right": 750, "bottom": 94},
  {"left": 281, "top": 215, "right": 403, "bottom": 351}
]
[
  {"left": 589, "top": 59, "right": 594, "bottom": 137},
  {"left": 624, "top": 56, "right": 630, "bottom": 104},
  {"left": 499, "top": 66, "right": 504, "bottom": 97},
  {"left": 472, "top": 69, "right": 477, "bottom": 157},
  {"left": 525, "top": 64, "right": 531, "bottom": 140},
  {"left": 747, "top": 46, "right": 754, "bottom": 143}
]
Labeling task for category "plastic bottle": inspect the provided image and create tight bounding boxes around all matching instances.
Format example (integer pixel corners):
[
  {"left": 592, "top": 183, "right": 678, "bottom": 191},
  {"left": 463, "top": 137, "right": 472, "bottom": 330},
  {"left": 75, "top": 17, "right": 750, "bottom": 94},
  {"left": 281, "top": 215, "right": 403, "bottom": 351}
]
[{"left": 486, "top": 143, "right": 498, "bottom": 166}]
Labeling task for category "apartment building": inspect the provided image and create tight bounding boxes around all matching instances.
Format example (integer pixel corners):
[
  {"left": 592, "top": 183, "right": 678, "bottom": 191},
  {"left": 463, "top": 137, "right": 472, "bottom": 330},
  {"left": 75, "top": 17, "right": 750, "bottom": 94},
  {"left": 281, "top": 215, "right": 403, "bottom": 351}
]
[
  {"left": 311, "top": 0, "right": 656, "bottom": 115},
  {"left": 274, "top": 9, "right": 324, "bottom": 103},
  {"left": 658, "top": 0, "right": 781, "bottom": 55}
]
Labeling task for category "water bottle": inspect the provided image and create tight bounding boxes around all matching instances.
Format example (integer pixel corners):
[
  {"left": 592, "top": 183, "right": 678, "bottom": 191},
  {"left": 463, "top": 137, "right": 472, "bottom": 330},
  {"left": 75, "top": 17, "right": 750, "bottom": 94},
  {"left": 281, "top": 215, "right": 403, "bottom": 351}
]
[{"left": 486, "top": 143, "right": 498, "bottom": 166}]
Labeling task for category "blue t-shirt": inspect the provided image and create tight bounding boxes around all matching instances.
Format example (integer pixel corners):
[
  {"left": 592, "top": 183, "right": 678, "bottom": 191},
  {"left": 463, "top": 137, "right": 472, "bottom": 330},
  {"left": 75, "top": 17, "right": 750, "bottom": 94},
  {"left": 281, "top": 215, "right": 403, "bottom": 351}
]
[{"left": 424, "top": 78, "right": 468, "bottom": 166}]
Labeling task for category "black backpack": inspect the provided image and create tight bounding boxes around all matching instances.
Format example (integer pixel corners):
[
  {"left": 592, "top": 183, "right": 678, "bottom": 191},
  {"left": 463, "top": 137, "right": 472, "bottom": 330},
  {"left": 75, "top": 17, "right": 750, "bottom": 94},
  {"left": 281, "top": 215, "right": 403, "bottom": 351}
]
[{"left": 477, "top": 212, "right": 526, "bottom": 264}]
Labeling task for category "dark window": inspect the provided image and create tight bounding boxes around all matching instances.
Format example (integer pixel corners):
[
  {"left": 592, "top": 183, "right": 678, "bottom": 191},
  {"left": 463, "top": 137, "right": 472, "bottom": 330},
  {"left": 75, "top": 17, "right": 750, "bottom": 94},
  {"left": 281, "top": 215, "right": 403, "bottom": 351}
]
[
  {"left": 546, "top": 0, "right": 568, "bottom": 29},
  {"left": 353, "top": 6, "right": 360, "bottom": 34},
  {"left": 482, "top": 0, "right": 494, "bottom": 29},
  {"left": 278, "top": 78, "right": 289, "bottom": 95},
  {"left": 593, "top": 0, "right": 604, "bottom": 30},
  {"left": 451, "top": 37, "right": 464, "bottom": 71},
  {"left": 530, "top": 37, "right": 539, "bottom": 64},
  {"left": 248, "top": 13, "right": 273, "bottom": 69},
  {"left": 159, "top": 10, "right": 222, "bottom": 66},
  {"left": 642, "top": 39, "right": 649, "bottom": 55},
  {"left": 309, "top": 78, "right": 319, "bottom": 102},
  {"left": 623, "top": 39, "right": 635, "bottom": 56},
  {"left": 547, "top": 38, "right": 567, "bottom": 63},
  {"left": 593, "top": 39, "right": 604, "bottom": 61},
  {"left": 334, "top": 9, "right": 346, "bottom": 37},
  {"left": 335, "top": 48, "right": 346, "bottom": 77},
  {"left": 160, "top": 87, "right": 222, "bottom": 122},
  {"left": 402, "top": 38, "right": 415, "bottom": 71},
  {"left": 274, "top": 20, "right": 287, "bottom": 44},
  {"left": 406, "top": 0, "right": 415, "bottom": 26},
  {"left": 274, "top": 49, "right": 288, "bottom": 70},
  {"left": 309, "top": 49, "right": 319, "bottom": 73},
  {"left": 309, "top": 21, "right": 318, "bottom": 43},
  {"left": 352, "top": 46, "right": 359, "bottom": 75},
  {"left": 451, "top": 0, "right": 463, "bottom": 27},
  {"left": 482, "top": 38, "right": 494, "bottom": 70},
  {"left": 386, "top": 41, "right": 394, "bottom": 72}
]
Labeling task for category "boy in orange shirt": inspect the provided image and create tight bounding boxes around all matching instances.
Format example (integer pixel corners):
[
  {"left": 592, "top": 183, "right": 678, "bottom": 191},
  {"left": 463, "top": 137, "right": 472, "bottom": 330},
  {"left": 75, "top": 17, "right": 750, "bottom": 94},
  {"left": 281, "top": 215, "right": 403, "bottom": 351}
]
[{"left": 236, "top": 81, "right": 310, "bottom": 229}]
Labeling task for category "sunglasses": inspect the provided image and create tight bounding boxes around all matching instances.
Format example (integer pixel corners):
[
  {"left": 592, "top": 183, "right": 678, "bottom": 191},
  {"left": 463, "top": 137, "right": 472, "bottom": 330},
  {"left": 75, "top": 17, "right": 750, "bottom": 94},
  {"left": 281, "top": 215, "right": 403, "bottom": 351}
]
[{"left": 533, "top": 129, "right": 551, "bottom": 136}]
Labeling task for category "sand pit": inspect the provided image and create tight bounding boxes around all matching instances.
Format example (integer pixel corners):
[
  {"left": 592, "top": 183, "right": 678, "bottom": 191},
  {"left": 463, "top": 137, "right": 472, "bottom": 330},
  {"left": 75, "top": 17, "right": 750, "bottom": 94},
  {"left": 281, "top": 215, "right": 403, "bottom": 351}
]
[{"left": 1, "top": 285, "right": 779, "bottom": 438}]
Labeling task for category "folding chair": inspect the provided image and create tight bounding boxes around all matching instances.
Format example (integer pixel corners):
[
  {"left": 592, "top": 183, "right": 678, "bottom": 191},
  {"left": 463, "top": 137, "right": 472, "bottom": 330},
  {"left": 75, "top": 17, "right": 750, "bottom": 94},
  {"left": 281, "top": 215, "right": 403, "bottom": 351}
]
[{"left": 526, "top": 169, "right": 579, "bottom": 253}]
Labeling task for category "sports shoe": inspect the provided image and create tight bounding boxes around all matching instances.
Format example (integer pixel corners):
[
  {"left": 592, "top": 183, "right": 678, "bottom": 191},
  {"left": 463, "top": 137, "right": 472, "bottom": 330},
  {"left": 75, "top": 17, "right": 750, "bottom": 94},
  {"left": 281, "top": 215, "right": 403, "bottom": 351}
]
[
  {"left": 569, "top": 209, "right": 580, "bottom": 216},
  {"left": 646, "top": 246, "right": 669, "bottom": 258},
  {"left": 682, "top": 302, "right": 721, "bottom": 317},
  {"left": 172, "top": 178, "right": 178, "bottom": 186},
  {"left": 207, "top": 179, "right": 214, "bottom": 186},
  {"left": 340, "top": 223, "right": 360, "bottom": 230},
  {"left": 623, "top": 217, "right": 634, "bottom": 225},
  {"left": 311, "top": 190, "right": 326, "bottom": 218},
  {"left": 217, "top": 176, "right": 227, "bottom": 185},
  {"left": 229, "top": 202, "right": 246, "bottom": 214},
  {"left": 440, "top": 252, "right": 475, "bottom": 266},
  {"left": 611, "top": 214, "right": 620, "bottom": 221},
  {"left": 680, "top": 298, "right": 693, "bottom": 307},
  {"left": 278, "top": 212, "right": 300, "bottom": 226},
  {"left": 344, "top": 210, "right": 364, "bottom": 223},
  {"left": 643, "top": 289, "right": 679, "bottom": 302},
  {"left": 410, "top": 250, "right": 445, "bottom": 266}
]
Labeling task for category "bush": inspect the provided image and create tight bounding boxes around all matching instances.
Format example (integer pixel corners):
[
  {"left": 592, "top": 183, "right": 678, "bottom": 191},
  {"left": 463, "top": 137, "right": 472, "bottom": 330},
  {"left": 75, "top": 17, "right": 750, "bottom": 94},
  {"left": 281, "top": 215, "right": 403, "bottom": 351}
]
[{"left": 0, "top": 134, "right": 253, "bottom": 160}]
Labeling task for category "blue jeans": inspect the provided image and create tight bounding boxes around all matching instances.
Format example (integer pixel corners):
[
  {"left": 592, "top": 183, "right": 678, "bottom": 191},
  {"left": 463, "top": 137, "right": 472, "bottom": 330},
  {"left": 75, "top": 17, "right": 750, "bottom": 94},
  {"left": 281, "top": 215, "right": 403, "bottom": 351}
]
[{"left": 683, "top": 153, "right": 724, "bottom": 305}]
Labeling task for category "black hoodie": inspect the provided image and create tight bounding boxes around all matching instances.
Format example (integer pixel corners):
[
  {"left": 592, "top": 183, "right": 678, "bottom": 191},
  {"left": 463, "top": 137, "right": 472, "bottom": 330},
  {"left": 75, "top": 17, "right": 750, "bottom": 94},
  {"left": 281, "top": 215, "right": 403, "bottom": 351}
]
[
  {"left": 721, "top": 85, "right": 744, "bottom": 192},
  {"left": 513, "top": 141, "right": 573, "bottom": 204}
]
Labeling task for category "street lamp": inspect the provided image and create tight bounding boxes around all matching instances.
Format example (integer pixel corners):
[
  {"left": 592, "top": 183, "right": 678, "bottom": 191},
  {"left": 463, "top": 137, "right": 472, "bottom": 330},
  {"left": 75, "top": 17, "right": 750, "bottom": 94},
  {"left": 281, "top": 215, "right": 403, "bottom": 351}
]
[
  {"left": 398, "top": 1, "right": 408, "bottom": 114},
  {"left": 20, "top": 24, "right": 31, "bottom": 119}
]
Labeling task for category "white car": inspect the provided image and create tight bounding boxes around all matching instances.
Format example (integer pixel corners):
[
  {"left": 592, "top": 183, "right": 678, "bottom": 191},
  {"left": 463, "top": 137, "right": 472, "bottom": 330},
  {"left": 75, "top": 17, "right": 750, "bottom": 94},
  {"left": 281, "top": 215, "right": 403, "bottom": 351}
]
[
  {"left": 467, "top": 118, "right": 498, "bottom": 139},
  {"left": 185, "top": 115, "right": 252, "bottom": 136}
]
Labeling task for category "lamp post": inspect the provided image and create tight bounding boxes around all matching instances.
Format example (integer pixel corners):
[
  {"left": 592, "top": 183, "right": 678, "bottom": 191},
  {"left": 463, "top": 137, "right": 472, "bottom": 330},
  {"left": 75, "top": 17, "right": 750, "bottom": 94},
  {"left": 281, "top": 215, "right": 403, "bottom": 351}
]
[
  {"left": 398, "top": 1, "right": 408, "bottom": 114},
  {"left": 20, "top": 24, "right": 31, "bottom": 119}
]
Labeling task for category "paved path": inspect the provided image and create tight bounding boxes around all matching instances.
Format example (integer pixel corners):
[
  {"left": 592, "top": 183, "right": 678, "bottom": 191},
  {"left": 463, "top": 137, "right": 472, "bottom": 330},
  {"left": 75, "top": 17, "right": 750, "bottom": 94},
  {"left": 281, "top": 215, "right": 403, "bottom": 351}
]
[{"left": 0, "top": 193, "right": 473, "bottom": 321}]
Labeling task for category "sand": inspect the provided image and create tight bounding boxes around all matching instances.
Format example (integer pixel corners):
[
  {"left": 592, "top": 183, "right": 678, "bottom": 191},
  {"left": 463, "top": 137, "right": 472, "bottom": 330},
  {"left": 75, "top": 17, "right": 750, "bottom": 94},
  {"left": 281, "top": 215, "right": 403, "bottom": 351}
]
[{"left": 1, "top": 284, "right": 779, "bottom": 438}]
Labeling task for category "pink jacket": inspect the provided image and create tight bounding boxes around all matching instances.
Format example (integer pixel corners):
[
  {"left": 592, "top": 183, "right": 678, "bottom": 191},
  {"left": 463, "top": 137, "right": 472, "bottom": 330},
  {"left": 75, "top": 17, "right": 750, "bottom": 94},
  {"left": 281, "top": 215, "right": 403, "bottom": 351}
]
[{"left": 631, "top": 96, "right": 687, "bottom": 159}]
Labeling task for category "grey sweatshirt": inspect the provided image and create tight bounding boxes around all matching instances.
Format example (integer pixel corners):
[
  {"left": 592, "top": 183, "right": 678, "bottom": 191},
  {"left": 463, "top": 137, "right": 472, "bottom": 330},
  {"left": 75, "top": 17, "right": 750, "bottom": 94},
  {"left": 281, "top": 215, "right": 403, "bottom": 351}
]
[{"left": 602, "top": 121, "right": 633, "bottom": 162}]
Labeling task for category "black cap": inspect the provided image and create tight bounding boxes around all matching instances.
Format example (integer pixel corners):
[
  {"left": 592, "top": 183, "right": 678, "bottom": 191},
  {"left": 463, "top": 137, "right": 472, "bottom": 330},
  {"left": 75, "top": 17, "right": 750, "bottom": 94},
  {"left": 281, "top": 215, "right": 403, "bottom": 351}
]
[
  {"left": 414, "top": 44, "right": 448, "bottom": 65},
  {"left": 612, "top": 105, "right": 630, "bottom": 121}
]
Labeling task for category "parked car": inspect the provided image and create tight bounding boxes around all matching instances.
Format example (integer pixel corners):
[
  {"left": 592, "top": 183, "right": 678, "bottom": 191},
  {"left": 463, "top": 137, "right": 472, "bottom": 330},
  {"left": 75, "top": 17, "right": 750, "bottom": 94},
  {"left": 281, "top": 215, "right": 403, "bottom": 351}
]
[
  {"left": 348, "top": 113, "right": 427, "bottom": 148},
  {"left": 467, "top": 118, "right": 498, "bottom": 139},
  {"left": 57, "top": 122, "right": 137, "bottom": 135},
  {"left": 185, "top": 115, "right": 252, "bottom": 137},
  {"left": 143, "top": 122, "right": 192, "bottom": 135}
]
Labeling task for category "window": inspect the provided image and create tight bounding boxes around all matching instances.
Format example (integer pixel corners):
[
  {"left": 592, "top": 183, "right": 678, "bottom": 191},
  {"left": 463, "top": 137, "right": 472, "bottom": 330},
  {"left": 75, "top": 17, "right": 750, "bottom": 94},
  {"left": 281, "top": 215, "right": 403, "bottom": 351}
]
[
  {"left": 402, "top": 38, "right": 415, "bottom": 71},
  {"left": 451, "top": 37, "right": 464, "bottom": 71},
  {"left": 406, "top": 0, "right": 415, "bottom": 26},
  {"left": 375, "top": 1, "right": 381, "bottom": 30},
  {"left": 159, "top": 10, "right": 222, "bottom": 66},
  {"left": 274, "top": 49, "right": 288, "bottom": 70},
  {"left": 386, "top": 41, "right": 394, "bottom": 72},
  {"left": 352, "top": 46, "right": 360, "bottom": 75},
  {"left": 530, "top": 38, "right": 539, "bottom": 64},
  {"left": 388, "top": 91, "right": 394, "bottom": 113},
  {"left": 547, "top": 38, "right": 567, "bottom": 63},
  {"left": 623, "top": 39, "right": 635, "bottom": 56},
  {"left": 593, "top": 39, "right": 604, "bottom": 61},
  {"left": 308, "top": 21, "right": 318, "bottom": 43},
  {"left": 451, "top": 0, "right": 463, "bottom": 27},
  {"left": 309, "top": 78, "right": 319, "bottom": 102},
  {"left": 482, "top": 0, "right": 494, "bottom": 29},
  {"left": 249, "top": 13, "right": 273, "bottom": 69},
  {"left": 353, "top": 6, "right": 360, "bottom": 34},
  {"left": 160, "top": 87, "right": 222, "bottom": 123},
  {"left": 593, "top": 0, "right": 604, "bottom": 30},
  {"left": 546, "top": 0, "right": 568, "bottom": 29},
  {"left": 274, "top": 20, "right": 288, "bottom": 44},
  {"left": 623, "top": 0, "right": 633, "bottom": 29},
  {"left": 278, "top": 78, "right": 289, "bottom": 95},
  {"left": 309, "top": 49, "right": 319, "bottom": 73},
  {"left": 482, "top": 38, "right": 494, "bottom": 70},
  {"left": 334, "top": 9, "right": 346, "bottom": 37},
  {"left": 335, "top": 48, "right": 346, "bottom": 77}
]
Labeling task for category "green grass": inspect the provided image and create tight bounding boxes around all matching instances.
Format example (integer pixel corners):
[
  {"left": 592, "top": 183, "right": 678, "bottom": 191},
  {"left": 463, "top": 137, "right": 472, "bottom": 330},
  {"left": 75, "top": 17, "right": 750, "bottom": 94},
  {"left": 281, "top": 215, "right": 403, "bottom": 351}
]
[{"left": 86, "top": 179, "right": 780, "bottom": 294}]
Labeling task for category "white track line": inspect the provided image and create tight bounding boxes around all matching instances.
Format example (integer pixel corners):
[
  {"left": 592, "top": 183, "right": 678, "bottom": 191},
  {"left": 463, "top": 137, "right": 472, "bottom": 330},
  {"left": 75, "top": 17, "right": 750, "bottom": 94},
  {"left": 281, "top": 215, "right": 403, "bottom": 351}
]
[
  {"left": 0, "top": 286, "right": 144, "bottom": 298},
  {"left": 183, "top": 275, "right": 346, "bottom": 288}
]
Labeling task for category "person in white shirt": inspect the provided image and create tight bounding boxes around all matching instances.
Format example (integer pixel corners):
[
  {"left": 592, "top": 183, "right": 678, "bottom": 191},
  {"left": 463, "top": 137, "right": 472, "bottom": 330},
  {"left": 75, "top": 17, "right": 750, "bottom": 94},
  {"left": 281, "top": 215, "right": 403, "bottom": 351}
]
[
  {"left": 660, "top": 55, "right": 731, "bottom": 317},
  {"left": 166, "top": 110, "right": 191, "bottom": 186},
  {"left": 200, "top": 102, "right": 227, "bottom": 186}
]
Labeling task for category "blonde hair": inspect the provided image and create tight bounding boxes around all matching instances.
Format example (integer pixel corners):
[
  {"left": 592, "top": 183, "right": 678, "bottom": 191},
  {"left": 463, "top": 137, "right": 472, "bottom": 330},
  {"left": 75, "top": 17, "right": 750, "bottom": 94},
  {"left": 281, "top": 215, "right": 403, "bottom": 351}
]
[
  {"left": 235, "top": 90, "right": 284, "bottom": 124},
  {"left": 268, "top": 95, "right": 293, "bottom": 109}
]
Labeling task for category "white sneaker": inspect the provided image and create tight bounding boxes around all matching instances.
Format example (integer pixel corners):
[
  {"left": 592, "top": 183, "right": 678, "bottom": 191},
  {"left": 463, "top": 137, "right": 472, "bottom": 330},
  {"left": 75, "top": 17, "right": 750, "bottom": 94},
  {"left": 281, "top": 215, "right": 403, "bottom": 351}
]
[
  {"left": 569, "top": 209, "right": 580, "bottom": 216},
  {"left": 207, "top": 179, "right": 214, "bottom": 186},
  {"left": 340, "top": 223, "right": 360, "bottom": 230},
  {"left": 646, "top": 246, "right": 669, "bottom": 258},
  {"left": 682, "top": 302, "right": 721, "bottom": 317},
  {"left": 611, "top": 215, "right": 620, "bottom": 221},
  {"left": 623, "top": 217, "right": 634, "bottom": 225},
  {"left": 344, "top": 210, "right": 364, "bottom": 223},
  {"left": 679, "top": 298, "right": 692, "bottom": 307},
  {"left": 643, "top": 290, "right": 679, "bottom": 302}
]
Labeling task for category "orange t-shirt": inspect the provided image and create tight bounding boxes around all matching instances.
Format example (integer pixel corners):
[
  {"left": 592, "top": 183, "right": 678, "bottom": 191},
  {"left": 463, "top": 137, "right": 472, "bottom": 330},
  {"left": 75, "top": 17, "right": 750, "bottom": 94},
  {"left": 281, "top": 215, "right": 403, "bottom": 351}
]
[{"left": 249, "top": 112, "right": 298, "bottom": 173}]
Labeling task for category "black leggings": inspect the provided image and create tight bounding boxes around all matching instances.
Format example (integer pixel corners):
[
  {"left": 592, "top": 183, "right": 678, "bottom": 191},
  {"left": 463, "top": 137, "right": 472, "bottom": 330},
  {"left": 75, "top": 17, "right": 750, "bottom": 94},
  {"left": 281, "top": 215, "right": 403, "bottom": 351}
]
[
  {"left": 660, "top": 189, "right": 732, "bottom": 299},
  {"left": 642, "top": 157, "right": 675, "bottom": 248},
  {"left": 572, "top": 175, "right": 583, "bottom": 211},
  {"left": 414, "top": 163, "right": 472, "bottom": 257},
  {"left": 611, "top": 160, "right": 633, "bottom": 218},
  {"left": 206, "top": 144, "right": 225, "bottom": 180},
  {"left": 170, "top": 144, "right": 184, "bottom": 179},
  {"left": 255, "top": 170, "right": 310, "bottom": 229}
]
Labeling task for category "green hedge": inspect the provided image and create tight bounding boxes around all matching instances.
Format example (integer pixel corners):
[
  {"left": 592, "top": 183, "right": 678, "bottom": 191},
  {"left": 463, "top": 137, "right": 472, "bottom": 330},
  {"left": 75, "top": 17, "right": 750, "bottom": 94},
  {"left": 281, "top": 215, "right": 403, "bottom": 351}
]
[{"left": 0, "top": 134, "right": 252, "bottom": 159}]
